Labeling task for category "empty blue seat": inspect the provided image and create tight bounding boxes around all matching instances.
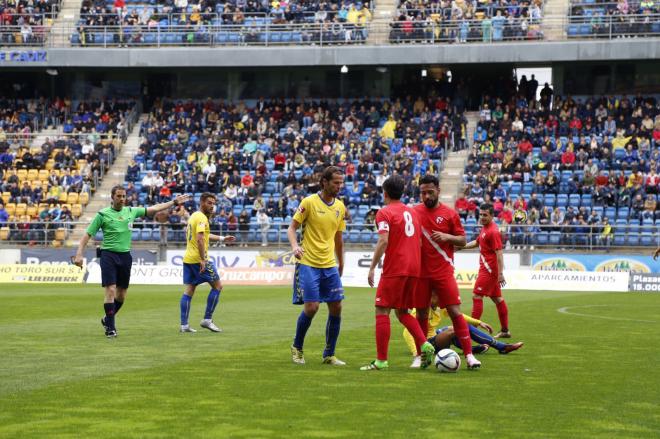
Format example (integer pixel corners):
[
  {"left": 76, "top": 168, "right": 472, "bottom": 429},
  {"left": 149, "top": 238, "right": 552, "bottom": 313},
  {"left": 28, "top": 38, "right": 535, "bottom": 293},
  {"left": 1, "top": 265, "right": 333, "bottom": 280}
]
[
  {"left": 535, "top": 232, "right": 549, "bottom": 245},
  {"left": 626, "top": 233, "right": 640, "bottom": 246},
  {"left": 544, "top": 194, "right": 556, "bottom": 207},
  {"left": 569, "top": 194, "right": 581, "bottom": 208},
  {"left": 140, "top": 228, "right": 152, "bottom": 241},
  {"left": 640, "top": 233, "right": 655, "bottom": 247},
  {"left": 557, "top": 194, "right": 568, "bottom": 207},
  {"left": 549, "top": 232, "right": 561, "bottom": 245},
  {"left": 613, "top": 234, "right": 626, "bottom": 246}
]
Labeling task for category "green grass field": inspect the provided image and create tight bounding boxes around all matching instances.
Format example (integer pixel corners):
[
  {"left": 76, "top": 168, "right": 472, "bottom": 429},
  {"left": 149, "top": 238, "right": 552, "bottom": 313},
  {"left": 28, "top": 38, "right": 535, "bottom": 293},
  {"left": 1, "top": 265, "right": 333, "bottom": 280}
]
[{"left": 1, "top": 284, "right": 659, "bottom": 438}]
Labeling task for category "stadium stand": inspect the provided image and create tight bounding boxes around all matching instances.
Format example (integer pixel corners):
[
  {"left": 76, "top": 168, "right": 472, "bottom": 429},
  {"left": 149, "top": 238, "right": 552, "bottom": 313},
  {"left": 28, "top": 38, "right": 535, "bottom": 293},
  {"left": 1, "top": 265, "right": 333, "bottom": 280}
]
[
  {"left": 121, "top": 96, "right": 461, "bottom": 244},
  {"left": 0, "top": 99, "right": 136, "bottom": 244},
  {"left": 567, "top": 1, "right": 660, "bottom": 38},
  {"left": 71, "top": 0, "right": 373, "bottom": 46},
  {"left": 390, "top": 0, "right": 545, "bottom": 43},
  {"left": 462, "top": 92, "right": 660, "bottom": 248},
  {"left": 0, "top": 0, "right": 61, "bottom": 45}
]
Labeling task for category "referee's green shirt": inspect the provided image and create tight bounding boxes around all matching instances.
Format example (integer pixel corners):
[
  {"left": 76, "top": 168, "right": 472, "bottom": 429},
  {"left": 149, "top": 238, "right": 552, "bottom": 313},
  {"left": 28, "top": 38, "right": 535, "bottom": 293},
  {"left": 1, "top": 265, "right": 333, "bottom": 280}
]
[{"left": 86, "top": 206, "right": 146, "bottom": 253}]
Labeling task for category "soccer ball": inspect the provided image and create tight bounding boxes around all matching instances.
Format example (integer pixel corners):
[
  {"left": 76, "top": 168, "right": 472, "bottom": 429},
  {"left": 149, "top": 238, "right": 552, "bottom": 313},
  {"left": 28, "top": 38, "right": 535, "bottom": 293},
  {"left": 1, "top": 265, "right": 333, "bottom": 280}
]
[{"left": 435, "top": 349, "right": 461, "bottom": 373}]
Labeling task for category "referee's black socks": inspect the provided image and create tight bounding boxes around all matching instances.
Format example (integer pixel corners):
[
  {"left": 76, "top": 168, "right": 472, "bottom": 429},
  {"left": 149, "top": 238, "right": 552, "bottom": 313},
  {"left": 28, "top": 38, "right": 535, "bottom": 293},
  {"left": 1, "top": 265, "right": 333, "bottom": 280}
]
[
  {"left": 104, "top": 303, "right": 116, "bottom": 330},
  {"left": 114, "top": 299, "right": 124, "bottom": 314}
]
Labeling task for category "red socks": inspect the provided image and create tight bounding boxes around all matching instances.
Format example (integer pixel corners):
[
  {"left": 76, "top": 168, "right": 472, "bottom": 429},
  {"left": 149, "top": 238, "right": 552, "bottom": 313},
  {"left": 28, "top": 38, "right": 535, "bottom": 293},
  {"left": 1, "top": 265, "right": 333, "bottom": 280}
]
[
  {"left": 496, "top": 300, "right": 509, "bottom": 331},
  {"left": 375, "top": 314, "right": 390, "bottom": 361},
  {"left": 398, "top": 313, "right": 427, "bottom": 349},
  {"left": 472, "top": 296, "right": 483, "bottom": 319},
  {"left": 450, "top": 313, "right": 473, "bottom": 356},
  {"left": 416, "top": 311, "right": 429, "bottom": 355}
]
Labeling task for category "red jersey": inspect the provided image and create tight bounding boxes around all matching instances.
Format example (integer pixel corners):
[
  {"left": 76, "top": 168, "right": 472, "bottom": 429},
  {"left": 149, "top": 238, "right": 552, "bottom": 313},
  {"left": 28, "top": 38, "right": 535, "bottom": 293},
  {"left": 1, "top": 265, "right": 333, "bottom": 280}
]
[
  {"left": 413, "top": 203, "right": 464, "bottom": 278},
  {"left": 376, "top": 202, "right": 421, "bottom": 278},
  {"left": 477, "top": 221, "right": 503, "bottom": 276}
]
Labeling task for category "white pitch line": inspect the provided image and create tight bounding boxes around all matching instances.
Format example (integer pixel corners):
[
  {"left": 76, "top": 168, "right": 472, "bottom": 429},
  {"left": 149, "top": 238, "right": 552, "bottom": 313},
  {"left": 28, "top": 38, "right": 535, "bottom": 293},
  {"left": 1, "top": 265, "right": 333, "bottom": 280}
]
[{"left": 557, "top": 305, "right": 656, "bottom": 323}]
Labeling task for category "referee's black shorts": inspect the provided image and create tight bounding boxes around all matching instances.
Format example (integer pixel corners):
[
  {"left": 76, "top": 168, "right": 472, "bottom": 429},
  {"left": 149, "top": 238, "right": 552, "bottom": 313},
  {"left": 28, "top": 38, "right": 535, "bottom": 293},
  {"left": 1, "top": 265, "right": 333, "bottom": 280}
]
[{"left": 100, "top": 250, "right": 133, "bottom": 289}]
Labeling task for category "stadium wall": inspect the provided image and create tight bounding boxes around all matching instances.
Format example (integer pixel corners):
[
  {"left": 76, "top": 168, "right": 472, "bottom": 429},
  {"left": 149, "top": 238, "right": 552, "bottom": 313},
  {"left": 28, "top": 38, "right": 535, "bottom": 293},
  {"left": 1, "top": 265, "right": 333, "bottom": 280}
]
[{"left": 1, "top": 40, "right": 659, "bottom": 68}]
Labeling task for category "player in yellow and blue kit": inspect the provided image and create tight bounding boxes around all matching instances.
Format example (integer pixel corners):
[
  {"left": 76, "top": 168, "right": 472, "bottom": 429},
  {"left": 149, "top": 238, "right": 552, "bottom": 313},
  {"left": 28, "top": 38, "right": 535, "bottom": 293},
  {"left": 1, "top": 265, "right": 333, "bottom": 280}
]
[
  {"left": 287, "top": 166, "right": 347, "bottom": 366},
  {"left": 180, "top": 192, "right": 235, "bottom": 333},
  {"left": 403, "top": 294, "right": 523, "bottom": 366}
]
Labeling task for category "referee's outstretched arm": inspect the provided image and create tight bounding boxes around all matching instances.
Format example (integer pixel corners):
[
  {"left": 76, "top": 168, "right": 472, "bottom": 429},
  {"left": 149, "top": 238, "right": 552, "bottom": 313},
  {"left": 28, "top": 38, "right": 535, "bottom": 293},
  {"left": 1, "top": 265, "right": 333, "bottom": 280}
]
[{"left": 72, "top": 192, "right": 191, "bottom": 268}]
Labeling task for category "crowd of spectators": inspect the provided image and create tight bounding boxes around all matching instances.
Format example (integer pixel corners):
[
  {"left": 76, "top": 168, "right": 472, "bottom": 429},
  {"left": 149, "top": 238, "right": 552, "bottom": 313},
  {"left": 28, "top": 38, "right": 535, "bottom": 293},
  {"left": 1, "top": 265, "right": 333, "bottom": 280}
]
[
  {"left": 390, "top": 0, "right": 544, "bottom": 43},
  {"left": 0, "top": 97, "right": 68, "bottom": 137},
  {"left": 0, "top": 99, "right": 136, "bottom": 243},
  {"left": 0, "top": 0, "right": 60, "bottom": 44},
  {"left": 568, "top": 0, "right": 660, "bottom": 37},
  {"left": 459, "top": 88, "right": 660, "bottom": 247},
  {"left": 121, "top": 96, "right": 465, "bottom": 238},
  {"left": 74, "top": 0, "right": 372, "bottom": 45}
]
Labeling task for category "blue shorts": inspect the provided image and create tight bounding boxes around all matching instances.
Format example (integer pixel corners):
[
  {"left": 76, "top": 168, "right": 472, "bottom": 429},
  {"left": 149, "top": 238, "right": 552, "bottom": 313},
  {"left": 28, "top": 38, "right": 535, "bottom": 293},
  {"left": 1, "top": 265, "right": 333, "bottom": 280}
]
[
  {"left": 292, "top": 263, "right": 344, "bottom": 305},
  {"left": 183, "top": 261, "right": 220, "bottom": 286}
]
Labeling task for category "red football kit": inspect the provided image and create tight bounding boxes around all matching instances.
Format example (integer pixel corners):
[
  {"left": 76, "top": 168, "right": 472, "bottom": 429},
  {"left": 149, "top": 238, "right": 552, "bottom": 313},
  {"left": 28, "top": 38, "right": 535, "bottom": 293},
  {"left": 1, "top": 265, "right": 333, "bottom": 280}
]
[
  {"left": 474, "top": 221, "right": 503, "bottom": 297},
  {"left": 375, "top": 201, "right": 421, "bottom": 309},
  {"left": 413, "top": 203, "right": 464, "bottom": 308}
]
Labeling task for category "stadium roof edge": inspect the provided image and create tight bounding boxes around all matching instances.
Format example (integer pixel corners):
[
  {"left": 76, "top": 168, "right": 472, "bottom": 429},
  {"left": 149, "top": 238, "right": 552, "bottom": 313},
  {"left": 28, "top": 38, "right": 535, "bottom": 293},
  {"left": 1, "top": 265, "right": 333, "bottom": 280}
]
[{"left": 1, "top": 40, "right": 658, "bottom": 67}]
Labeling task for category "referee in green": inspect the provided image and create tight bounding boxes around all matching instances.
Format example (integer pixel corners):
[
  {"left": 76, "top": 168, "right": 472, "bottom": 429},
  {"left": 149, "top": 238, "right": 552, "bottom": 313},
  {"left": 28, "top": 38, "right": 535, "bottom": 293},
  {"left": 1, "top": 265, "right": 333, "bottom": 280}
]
[{"left": 74, "top": 184, "right": 190, "bottom": 338}]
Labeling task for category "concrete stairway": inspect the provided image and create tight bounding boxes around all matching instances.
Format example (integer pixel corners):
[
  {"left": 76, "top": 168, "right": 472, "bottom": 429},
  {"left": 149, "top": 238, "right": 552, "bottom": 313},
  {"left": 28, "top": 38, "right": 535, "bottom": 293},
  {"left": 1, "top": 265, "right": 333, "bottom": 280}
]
[
  {"left": 367, "top": 0, "right": 398, "bottom": 44},
  {"left": 49, "top": 0, "right": 83, "bottom": 47},
  {"left": 68, "top": 115, "right": 145, "bottom": 243},
  {"left": 543, "top": 0, "right": 570, "bottom": 41},
  {"left": 438, "top": 111, "right": 478, "bottom": 206}
]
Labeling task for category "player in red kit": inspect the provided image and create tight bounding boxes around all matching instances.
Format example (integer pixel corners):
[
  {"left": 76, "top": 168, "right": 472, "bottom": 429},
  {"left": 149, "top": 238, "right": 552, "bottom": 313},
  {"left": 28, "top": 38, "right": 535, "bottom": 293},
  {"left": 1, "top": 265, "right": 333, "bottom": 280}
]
[
  {"left": 413, "top": 174, "right": 481, "bottom": 370},
  {"left": 361, "top": 175, "right": 436, "bottom": 371},
  {"left": 459, "top": 203, "right": 510, "bottom": 338}
]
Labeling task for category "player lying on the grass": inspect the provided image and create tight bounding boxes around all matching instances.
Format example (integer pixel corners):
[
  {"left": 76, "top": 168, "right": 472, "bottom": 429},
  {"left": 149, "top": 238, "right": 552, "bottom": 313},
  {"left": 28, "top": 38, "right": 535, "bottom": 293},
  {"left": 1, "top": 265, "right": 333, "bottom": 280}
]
[
  {"left": 403, "top": 304, "right": 523, "bottom": 359},
  {"left": 180, "top": 192, "right": 236, "bottom": 333}
]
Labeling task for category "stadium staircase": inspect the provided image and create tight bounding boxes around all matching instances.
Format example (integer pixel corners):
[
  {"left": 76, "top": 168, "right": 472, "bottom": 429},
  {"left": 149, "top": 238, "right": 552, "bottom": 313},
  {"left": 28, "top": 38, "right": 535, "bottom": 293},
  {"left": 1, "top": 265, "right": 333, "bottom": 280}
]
[
  {"left": 438, "top": 111, "right": 478, "bottom": 206},
  {"left": 543, "top": 0, "right": 571, "bottom": 40},
  {"left": 68, "top": 114, "right": 146, "bottom": 244},
  {"left": 49, "top": 0, "right": 83, "bottom": 47},
  {"left": 367, "top": 0, "right": 398, "bottom": 44}
]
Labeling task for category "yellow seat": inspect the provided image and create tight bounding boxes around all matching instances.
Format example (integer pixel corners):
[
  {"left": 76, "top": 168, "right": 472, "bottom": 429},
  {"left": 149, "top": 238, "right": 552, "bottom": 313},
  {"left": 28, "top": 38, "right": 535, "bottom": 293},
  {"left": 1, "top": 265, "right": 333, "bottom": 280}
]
[
  {"left": 0, "top": 227, "right": 9, "bottom": 240},
  {"left": 15, "top": 203, "right": 27, "bottom": 217},
  {"left": 67, "top": 192, "right": 79, "bottom": 204},
  {"left": 38, "top": 169, "right": 49, "bottom": 181},
  {"left": 1, "top": 192, "right": 9, "bottom": 204},
  {"left": 26, "top": 205, "right": 38, "bottom": 218},
  {"left": 5, "top": 203, "right": 16, "bottom": 216},
  {"left": 45, "top": 160, "right": 55, "bottom": 170},
  {"left": 76, "top": 160, "right": 87, "bottom": 171},
  {"left": 17, "top": 169, "right": 28, "bottom": 181},
  {"left": 38, "top": 203, "right": 48, "bottom": 212},
  {"left": 58, "top": 192, "right": 68, "bottom": 203},
  {"left": 55, "top": 228, "right": 67, "bottom": 241},
  {"left": 31, "top": 180, "right": 42, "bottom": 190},
  {"left": 79, "top": 192, "right": 89, "bottom": 205},
  {"left": 72, "top": 204, "right": 82, "bottom": 218},
  {"left": 27, "top": 169, "right": 39, "bottom": 181},
  {"left": 61, "top": 203, "right": 71, "bottom": 211}
]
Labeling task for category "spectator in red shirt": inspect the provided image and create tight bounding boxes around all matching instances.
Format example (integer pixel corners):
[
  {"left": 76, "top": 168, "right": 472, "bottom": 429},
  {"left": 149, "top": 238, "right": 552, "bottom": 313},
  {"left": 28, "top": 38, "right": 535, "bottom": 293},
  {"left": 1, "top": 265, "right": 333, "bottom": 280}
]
[
  {"left": 273, "top": 152, "right": 286, "bottom": 171},
  {"left": 561, "top": 147, "right": 575, "bottom": 169},
  {"left": 114, "top": 0, "right": 125, "bottom": 16},
  {"left": 518, "top": 138, "right": 533, "bottom": 154},
  {"left": 595, "top": 171, "right": 609, "bottom": 186},
  {"left": 241, "top": 173, "right": 254, "bottom": 188},
  {"left": 569, "top": 116, "right": 582, "bottom": 135},
  {"left": 455, "top": 194, "right": 470, "bottom": 218}
]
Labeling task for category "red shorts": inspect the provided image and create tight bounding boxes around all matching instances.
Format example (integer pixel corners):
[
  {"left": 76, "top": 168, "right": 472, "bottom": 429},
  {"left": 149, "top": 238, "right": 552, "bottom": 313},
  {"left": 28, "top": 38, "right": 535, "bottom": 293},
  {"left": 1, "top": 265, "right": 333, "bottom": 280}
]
[
  {"left": 415, "top": 275, "right": 462, "bottom": 309},
  {"left": 473, "top": 272, "right": 502, "bottom": 297},
  {"left": 375, "top": 276, "right": 418, "bottom": 309}
]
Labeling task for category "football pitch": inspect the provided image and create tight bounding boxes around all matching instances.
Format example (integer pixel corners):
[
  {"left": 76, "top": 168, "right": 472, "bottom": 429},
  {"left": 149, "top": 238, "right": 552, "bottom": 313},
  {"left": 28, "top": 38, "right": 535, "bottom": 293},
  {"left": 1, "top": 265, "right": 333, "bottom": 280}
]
[{"left": 1, "top": 284, "right": 659, "bottom": 438}]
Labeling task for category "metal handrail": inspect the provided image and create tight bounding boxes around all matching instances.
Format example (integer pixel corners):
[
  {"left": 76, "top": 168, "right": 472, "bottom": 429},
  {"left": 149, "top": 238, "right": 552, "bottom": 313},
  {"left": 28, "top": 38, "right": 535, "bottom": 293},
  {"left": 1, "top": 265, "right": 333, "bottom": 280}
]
[{"left": 3, "top": 14, "right": 660, "bottom": 47}]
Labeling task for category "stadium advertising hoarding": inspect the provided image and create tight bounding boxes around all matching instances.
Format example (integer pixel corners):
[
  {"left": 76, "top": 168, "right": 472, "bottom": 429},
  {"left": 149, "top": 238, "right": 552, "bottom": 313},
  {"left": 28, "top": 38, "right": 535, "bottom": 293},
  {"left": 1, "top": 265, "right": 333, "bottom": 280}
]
[
  {"left": 0, "top": 264, "right": 86, "bottom": 283},
  {"left": 531, "top": 253, "right": 660, "bottom": 273},
  {"left": 167, "top": 250, "right": 521, "bottom": 271},
  {"left": 20, "top": 249, "right": 158, "bottom": 265},
  {"left": 86, "top": 264, "right": 294, "bottom": 286},
  {"left": 504, "top": 270, "right": 629, "bottom": 292},
  {"left": 628, "top": 273, "right": 660, "bottom": 293}
]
